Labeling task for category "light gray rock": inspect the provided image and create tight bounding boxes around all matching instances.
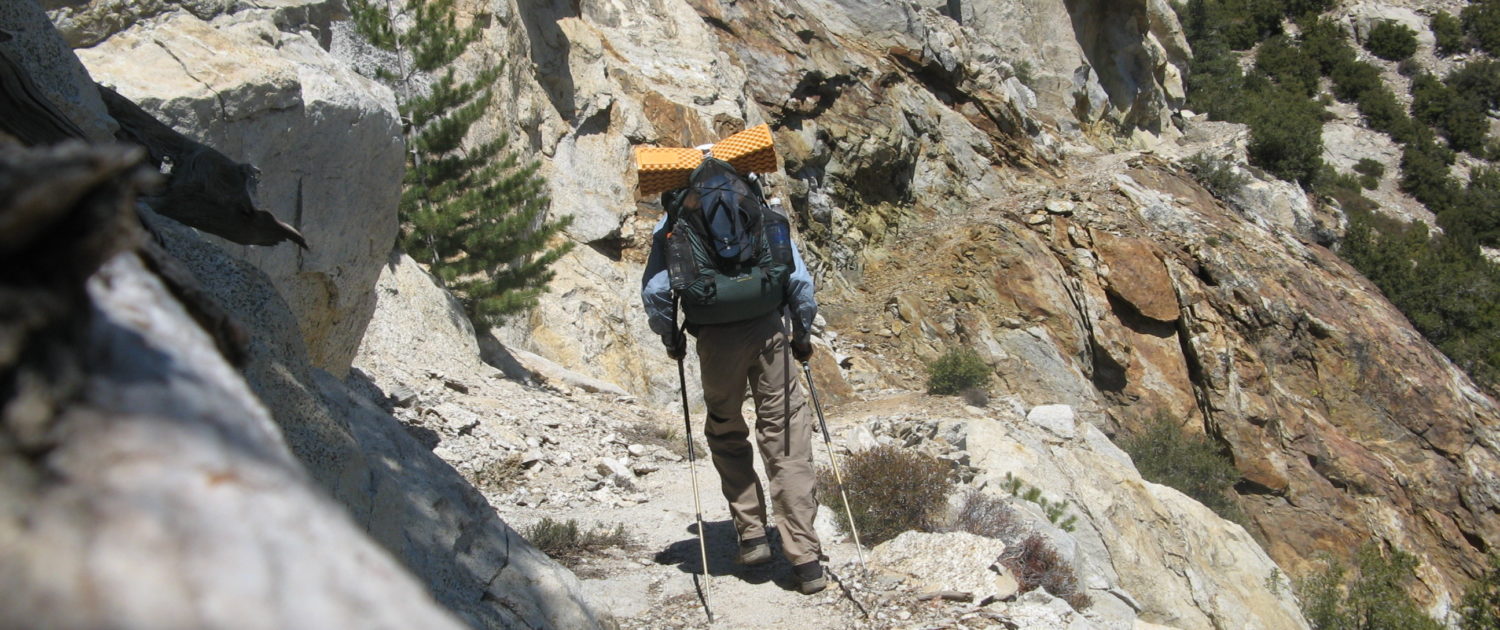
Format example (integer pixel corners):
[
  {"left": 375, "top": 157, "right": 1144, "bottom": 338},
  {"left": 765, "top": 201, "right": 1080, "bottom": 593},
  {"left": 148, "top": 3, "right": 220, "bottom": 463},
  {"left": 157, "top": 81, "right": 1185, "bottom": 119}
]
[
  {"left": 1229, "top": 174, "right": 1323, "bottom": 241},
  {"left": 0, "top": 0, "right": 115, "bottom": 141},
  {"left": 44, "top": 0, "right": 343, "bottom": 47},
  {"left": 814, "top": 504, "right": 847, "bottom": 544},
  {"left": 0, "top": 251, "right": 467, "bottom": 630},
  {"left": 77, "top": 9, "right": 402, "bottom": 377},
  {"left": 154, "top": 216, "right": 611, "bottom": 630},
  {"left": 507, "top": 346, "right": 632, "bottom": 397},
  {"left": 1027, "top": 404, "right": 1077, "bottom": 440},
  {"left": 870, "top": 531, "right": 1012, "bottom": 602},
  {"left": 354, "top": 252, "right": 488, "bottom": 387},
  {"left": 961, "top": 410, "right": 1309, "bottom": 630},
  {"left": 493, "top": 245, "right": 697, "bottom": 411}
]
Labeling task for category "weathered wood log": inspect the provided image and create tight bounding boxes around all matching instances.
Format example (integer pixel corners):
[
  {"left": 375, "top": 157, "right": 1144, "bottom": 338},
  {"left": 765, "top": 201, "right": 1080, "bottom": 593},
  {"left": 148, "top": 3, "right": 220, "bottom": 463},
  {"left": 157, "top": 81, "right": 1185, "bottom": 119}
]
[
  {"left": 97, "top": 84, "right": 309, "bottom": 250},
  {"left": 916, "top": 590, "right": 976, "bottom": 603}
]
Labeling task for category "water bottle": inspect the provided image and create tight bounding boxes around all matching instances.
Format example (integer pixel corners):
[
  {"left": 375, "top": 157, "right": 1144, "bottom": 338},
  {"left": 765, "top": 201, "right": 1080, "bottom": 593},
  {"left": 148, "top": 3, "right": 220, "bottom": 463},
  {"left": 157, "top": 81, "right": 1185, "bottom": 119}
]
[{"left": 766, "top": 210, "right": 793, "bottom": 266}]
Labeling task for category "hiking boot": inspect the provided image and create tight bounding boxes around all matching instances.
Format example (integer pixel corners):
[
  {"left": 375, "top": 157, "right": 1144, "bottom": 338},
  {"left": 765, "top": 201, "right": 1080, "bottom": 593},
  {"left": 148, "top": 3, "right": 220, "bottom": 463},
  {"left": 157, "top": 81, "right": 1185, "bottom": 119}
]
[
  {"left": 793, "top": 560, "right": 826, "bottom": 594},
  {"left": 737, "top": 536, "right": 772, "bottom": 565}
]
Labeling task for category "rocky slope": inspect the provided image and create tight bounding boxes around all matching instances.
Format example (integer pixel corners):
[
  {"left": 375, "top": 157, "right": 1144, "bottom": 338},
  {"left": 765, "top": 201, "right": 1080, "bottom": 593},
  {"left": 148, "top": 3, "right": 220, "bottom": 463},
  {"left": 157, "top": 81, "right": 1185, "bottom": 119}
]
[
  {"left": 429, "top": 0, "right": 1499, "bottom": 617},
  {"left": 353, "top": 252, "right": 1308, "bottom": 630},
  {"left": 14, "top": 0, "right": 1500, "bottom": 628},
  {"left": 5, "top": 1, "right": 608, "bottom": 628}
]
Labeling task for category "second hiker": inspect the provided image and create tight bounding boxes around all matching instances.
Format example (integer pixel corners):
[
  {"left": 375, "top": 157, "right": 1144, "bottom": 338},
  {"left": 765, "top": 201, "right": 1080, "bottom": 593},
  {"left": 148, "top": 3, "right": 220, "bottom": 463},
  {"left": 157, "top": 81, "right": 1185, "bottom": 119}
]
[{"left": 640, "top": 148, "right": 826, "bottom": 595}]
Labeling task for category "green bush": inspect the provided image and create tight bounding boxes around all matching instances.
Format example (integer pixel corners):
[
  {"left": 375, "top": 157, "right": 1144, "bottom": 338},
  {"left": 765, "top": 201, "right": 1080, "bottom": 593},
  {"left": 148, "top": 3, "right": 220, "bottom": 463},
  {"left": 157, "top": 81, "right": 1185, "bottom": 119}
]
[
  {"left": 1186, "top": 37, "right": 1255, "bottom": 122},
  {"left": 1247, "top": 87, "right": 1326, "bottom": 186},
  {"left": 350, "top": 0, "right": 573, "bottom": 326},
  {"left": 1463, "top": 1, "right": 1500, "bottom": 56},
  {"left": 1012, "top": 60, "right": 1036, "bottom": 88},
  {"left": 1411, "top": 73, "right": 1455, "bottom": 127},
  {"left": 1447, "top": 60, "right": 1500, "bottom": 111},
  {"left": 1460, "top": 167, "right": 1500, "bottom": 246},
  {"left": 819, "top": 445, "right": 953, "bottom": 546},
  {"left": 1459, "top": 553, "right": 1500, "bottom": 630},
  {"left": 1298, "top": 544, "right": 1443, "bottom": 630},
  {"left": 1257, "top": 35, "right": 1321, "bottom": 96},
  {"left": 1000, "top": 534, "right": 1091, "bottom": 610},
  {"left": 1218, "top": 0, "right": 1287, "bottom": 50},
  {"left": 1118, "top": 416, "right": 1242, "bottom": 522},
  {"left": 1185, "top": 152, "right": 1250, "bottom": 199},
  {"left": 1433, "top": 12, "right": 1468, "bottom": 56},
  {"left": 525, "top": 518, "right": 630, "bottom": 564},
  {"left": 1365, "top": 20, "right": 1419, "bottom": 61},
  {"left": 1284, "top": 0, "right": 1334, "bottom": 19},
  {"left": 1354, "top": 158, "right": 1385, "bottom": 179},
  {"left": 1303, "top": 18, "right": 1359, "bottom": 74},
  {"left": 1400, "top": 139, "right": 1460, "bottom": 214},
  {"left": 1331, "top": 59, "right": 1385, "bottom": 102},
  {"left": 1315, "top": 167, "right": 1379, "bottom": 214},
  {"left": 1358, "top": 87, "right": 1418, "bottom": 144},
  {"left": 926, "top": 347, "right": 990, "bottom": 395}
]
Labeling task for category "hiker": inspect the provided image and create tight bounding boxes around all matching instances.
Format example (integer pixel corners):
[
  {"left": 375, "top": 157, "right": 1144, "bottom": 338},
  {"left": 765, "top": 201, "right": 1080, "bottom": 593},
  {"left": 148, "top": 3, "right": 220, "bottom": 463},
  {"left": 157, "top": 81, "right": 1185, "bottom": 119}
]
[{"left": 640, "top": 155, "right": 826, "bottom": 595}]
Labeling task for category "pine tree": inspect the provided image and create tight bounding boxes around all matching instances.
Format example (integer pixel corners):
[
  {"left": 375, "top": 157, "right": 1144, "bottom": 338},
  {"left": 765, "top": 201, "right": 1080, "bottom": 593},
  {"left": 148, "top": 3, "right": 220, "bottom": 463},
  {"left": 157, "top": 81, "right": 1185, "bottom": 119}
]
[{"left": 348, "top": 0, "right": 572, "bottom": 327}]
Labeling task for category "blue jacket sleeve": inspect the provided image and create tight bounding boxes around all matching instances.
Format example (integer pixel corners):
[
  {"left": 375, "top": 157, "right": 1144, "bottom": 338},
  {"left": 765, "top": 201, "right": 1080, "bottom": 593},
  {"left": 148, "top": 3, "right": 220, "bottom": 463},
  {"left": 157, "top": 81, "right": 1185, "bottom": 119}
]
[
  {"left": 641, "top": 217, "right": 676, "bottom": 338},
  {"left": 786, "top": 239, "right": 818, "bottom": 337}
]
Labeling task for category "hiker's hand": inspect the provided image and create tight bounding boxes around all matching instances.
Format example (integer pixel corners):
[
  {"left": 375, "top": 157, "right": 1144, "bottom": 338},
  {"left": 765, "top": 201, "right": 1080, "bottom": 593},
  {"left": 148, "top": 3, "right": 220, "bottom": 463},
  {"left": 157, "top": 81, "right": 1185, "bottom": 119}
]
[
  {"left": 791, "top": 334, "right": 813, "bottom": 362},
  {"left": 663, "top": 331, "right": 687, "bottom": 361}
]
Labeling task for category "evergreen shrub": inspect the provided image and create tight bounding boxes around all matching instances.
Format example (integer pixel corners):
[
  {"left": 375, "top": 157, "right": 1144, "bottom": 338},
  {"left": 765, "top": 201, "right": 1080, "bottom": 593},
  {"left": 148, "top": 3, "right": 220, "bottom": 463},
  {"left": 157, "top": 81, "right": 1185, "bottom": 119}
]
[
  {"left": 1459, "top": 554, "right": 1500, "bottom": 630},
  {"left": 1117, "top": 416, "right": 1242, "bottom": 522},
  {"left": 1357, "top": 86, "right": 1418, "bottom": 144},
  {"left": 1433, "top": 12, "right": 1468, "bottom": 56},
  {"left": 1247, "top": 87, "right": 1326, "bottom": 186},
  {"left": 1400, "top": 139, "right": 1460, "bottom": 213},
  {"left": 820, "top": 445, "right": 953, "bottom": 546},
  {"left": 1331, "top": 59, "right": 1384, "bottom": 101},
  {"left": 1354, "top": 158, "right": 1385, "bottom": 180},
  {"left": 1303, "top": 18, "right": 1358, "bottom": 74},
  {"left": 1448, "top": 60, "right": 1500, "bottom": 111},
  {"left": 1257, "top": 35, "right": 1321, "bottom": 96},
  {"left": 1365, "top": 20, "right": 1419, "bottom": 61},
  {"left": 926, "top": 347, "right": 990, "bottom": 395},
  {"left": 1185, "top": 152, "right": 1250, "bottom": 199},
  {"left": 1299, "top": 544, "right": 1443, "bottom": 630},
  {"left": 1464, "top": 0, "right": 1500, "bottom": 56},
  {"left": 348, "top": 0, "right": 573, "bottom": 327},
  {"left": 1316, "top": 167, "right": 1379, "bottom": 214}
]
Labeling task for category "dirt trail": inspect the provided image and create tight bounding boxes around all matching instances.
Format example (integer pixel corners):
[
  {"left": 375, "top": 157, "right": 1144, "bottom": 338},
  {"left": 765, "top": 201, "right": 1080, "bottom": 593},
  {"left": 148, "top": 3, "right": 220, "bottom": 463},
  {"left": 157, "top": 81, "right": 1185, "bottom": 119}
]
[{"left": 499, "top": 394, "right": 878, "bottom": 629}]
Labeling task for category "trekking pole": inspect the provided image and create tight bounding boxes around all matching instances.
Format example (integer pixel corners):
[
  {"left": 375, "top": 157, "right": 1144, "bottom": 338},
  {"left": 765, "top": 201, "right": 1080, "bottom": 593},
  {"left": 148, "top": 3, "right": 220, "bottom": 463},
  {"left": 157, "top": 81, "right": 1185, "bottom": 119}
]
[
  {"left": 675, "top": 323, "right": 714, "bottom": 623},
  {"left": 801, "top": 361, "right": 866, "bottom": 568}
]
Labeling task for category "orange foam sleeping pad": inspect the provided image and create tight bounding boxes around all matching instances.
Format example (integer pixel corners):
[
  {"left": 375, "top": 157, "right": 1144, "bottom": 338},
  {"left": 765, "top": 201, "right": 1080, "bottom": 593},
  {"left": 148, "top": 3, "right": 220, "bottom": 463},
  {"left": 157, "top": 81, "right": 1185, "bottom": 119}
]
[{"left": 635, "top": 123, "right": 777, "bottom": 196}]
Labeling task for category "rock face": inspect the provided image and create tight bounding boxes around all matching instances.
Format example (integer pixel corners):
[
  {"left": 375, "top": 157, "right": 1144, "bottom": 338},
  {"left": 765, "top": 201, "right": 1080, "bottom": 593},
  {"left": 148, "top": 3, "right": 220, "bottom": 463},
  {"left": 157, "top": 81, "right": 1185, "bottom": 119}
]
[
  {"left": 848, "top": 398, "right": 1310, "bottom": 630},
  {"left": 425, "top": 0, "right": 1497, "bottom": 609},
  {"left": 152, "top": 220, "right": 610, "bottom": 630},
  {"left": 840, "top": 158, "right": 1500, "bottom": 611},
  {"left": 870, "top": 531, "right": 1014, "bottom": 603},
  {"left": 72, "top": 5, "right": 403, "bottom": 377},
  {"left": 0, "top": 0, "right": 114, "bottom": 141},
  {"left": 469, "top": 0, "right": 1189, "bottom": 407},
  {"left": 0, "top": 140, "right": 466, "bottom": 629},
  {"left": 13, "top": 3, "right": 609, "bottom": 627}
]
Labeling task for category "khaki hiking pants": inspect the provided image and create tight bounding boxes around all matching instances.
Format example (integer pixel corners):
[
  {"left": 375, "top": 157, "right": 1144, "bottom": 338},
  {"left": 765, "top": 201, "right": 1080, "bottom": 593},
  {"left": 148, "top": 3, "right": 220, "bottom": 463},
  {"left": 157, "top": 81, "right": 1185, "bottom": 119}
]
[{"left": 695, "top": 311, "right": 822, "bottom": 566}]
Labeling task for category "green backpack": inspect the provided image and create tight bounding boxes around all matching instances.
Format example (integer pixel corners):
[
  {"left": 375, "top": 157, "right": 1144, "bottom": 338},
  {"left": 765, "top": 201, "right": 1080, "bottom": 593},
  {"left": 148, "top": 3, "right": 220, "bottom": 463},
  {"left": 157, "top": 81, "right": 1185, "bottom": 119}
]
[{"left": 664, "top": 157, "right": 794, "bottom": 325}]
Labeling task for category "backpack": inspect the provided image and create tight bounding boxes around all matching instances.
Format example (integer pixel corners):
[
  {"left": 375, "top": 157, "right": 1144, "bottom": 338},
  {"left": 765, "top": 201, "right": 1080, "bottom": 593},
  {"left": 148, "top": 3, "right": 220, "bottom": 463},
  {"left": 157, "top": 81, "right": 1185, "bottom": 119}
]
[{"left": 664, "top": 157, "right": 794, "bottom": 325}]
